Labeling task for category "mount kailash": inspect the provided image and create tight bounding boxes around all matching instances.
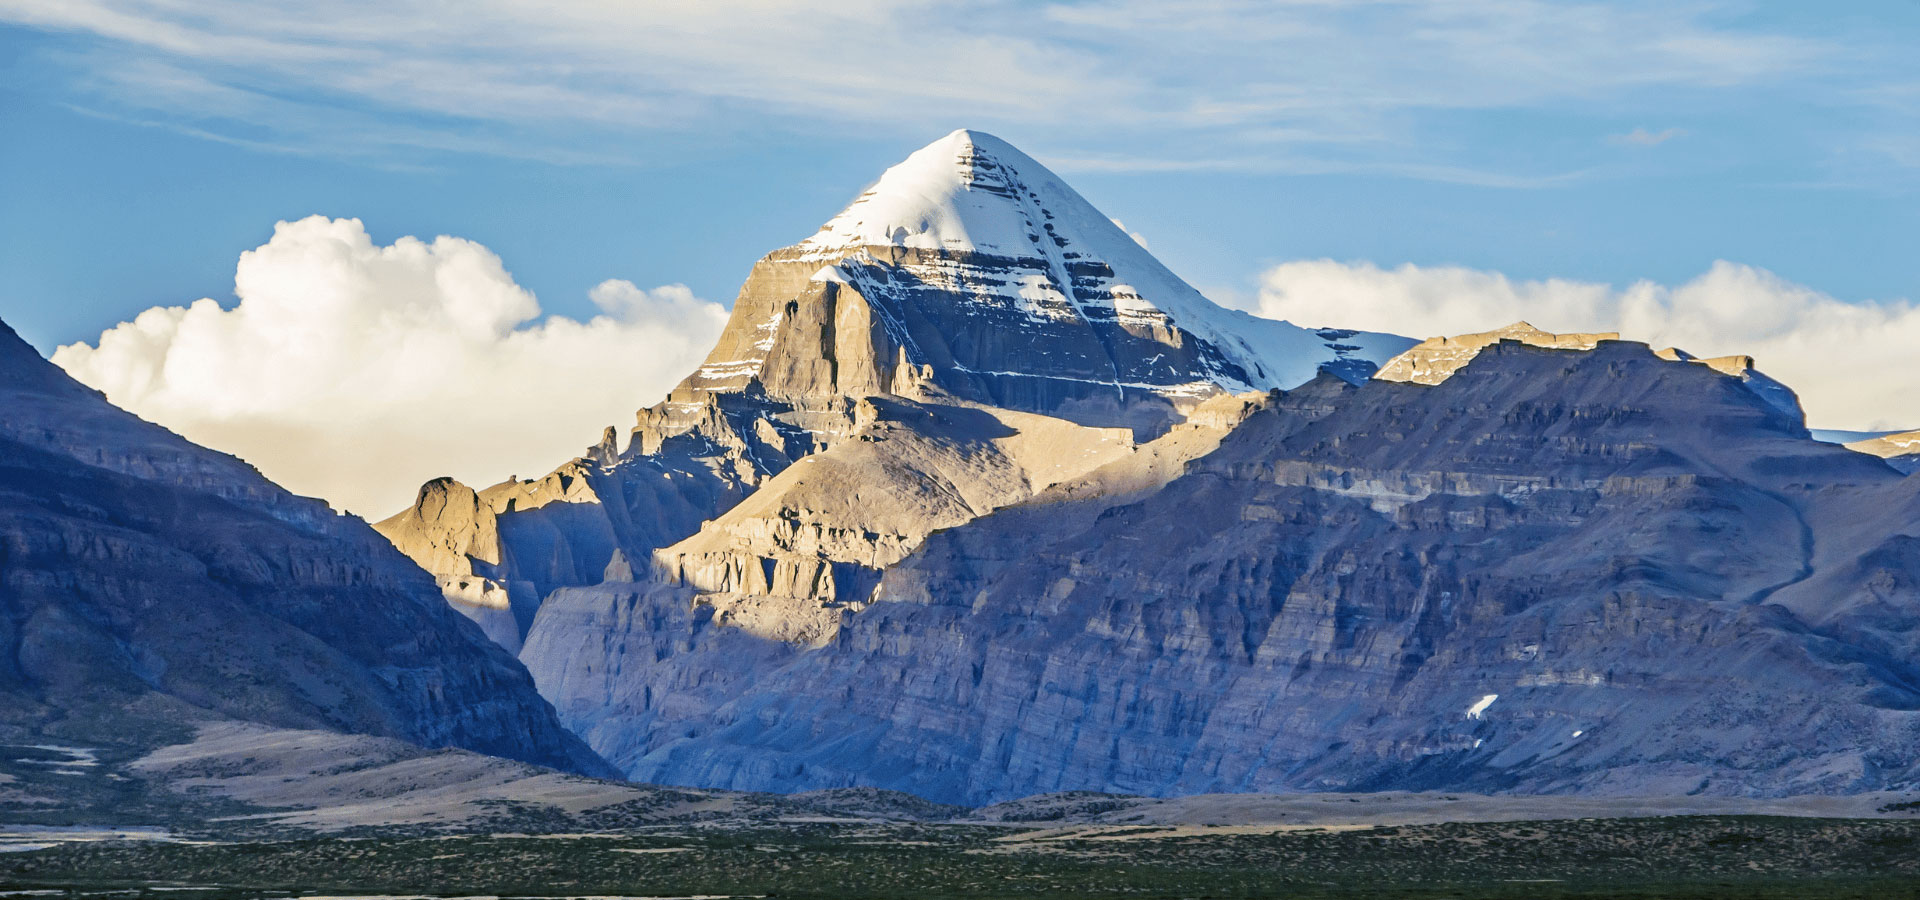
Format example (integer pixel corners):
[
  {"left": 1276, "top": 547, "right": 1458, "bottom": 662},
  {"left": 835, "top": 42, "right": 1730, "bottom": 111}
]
[{"left": 369, "top": 130, "right": 1920, "bottom": 805}]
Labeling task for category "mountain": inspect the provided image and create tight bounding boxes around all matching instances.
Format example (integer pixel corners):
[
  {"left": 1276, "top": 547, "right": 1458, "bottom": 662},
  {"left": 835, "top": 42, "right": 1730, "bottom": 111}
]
[
  {"left": 367, "top": 129, "right": 1920, "bottom": 806},
  {"left": 737, "top": 128, "right": 1411, "bottom": 415},
  {"left": 378, "top": 129, "right": 1413, "bottom": 653},
  {"left": 1376, "top": 321, "right": 1805, "bottom": 419},
  {"left": 525, "top": 335, "right": 1920, "bottom": 804},
  {"left": 0, "top": 318, "right": 612, "bottom": 776},
  {"left": 1847, "top": 430, "right": 1920, "bottom": 474}
]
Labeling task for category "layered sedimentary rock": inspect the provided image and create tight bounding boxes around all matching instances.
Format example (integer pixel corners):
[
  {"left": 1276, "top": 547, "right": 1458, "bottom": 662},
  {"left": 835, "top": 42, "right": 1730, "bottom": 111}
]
[
  {"left": 1647, "top": 347, "right": 1805, "bottom": 421},
  {"left": 0, "top": 319, "right": 611, "bottom": 776},
  {"left": 376, "top": 405, "right": 789, "bottom": 653},
  {"left": 704, "top": 130, "right": 1412, "bottom": 426},
  {"left": 1374, "top": 321, "right": 1619, "bottom": 384},
  {"left": 526, "top": 339, "right": 1920, "bottom": 803},
  {"left": 520, "top": 388, "right": 1279, "bottom": 766},
  {"left": 1377, "top": 321, "right": 1803, "bottom": 422},
  {"left": 653, "top": 398, "right": 1138, "bottom": 645},
  {"left": 383, "top": 129, "right": 1414, "bottom": 650}
]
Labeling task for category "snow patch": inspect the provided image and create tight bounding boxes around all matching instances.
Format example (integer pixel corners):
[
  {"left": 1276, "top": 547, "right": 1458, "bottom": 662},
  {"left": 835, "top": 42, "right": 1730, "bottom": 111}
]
[{"left": 20, "top": 745, "right": 98, "bottom": 768}]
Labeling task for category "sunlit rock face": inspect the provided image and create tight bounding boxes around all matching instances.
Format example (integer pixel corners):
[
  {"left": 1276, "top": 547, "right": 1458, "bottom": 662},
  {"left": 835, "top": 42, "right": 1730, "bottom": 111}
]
[
  {"left": 0, "top": 318, "right": 612, "bottom": 777},
  {"left": 1376, "top": 321, "right": 1804, "bottom": 423},
  {"left": 381, "top": 129, "right": 1411, "bottom": 654},
  {"left": 1374, "top": 321, "right": 1620, "bottom": 384},
  {"left": 530, "top": 340, "right": 1920, "bottom": 803}
]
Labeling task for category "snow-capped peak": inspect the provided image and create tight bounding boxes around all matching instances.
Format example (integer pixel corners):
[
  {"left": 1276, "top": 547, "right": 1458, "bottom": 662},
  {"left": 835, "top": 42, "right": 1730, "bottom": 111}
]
[
  {"left": 803, "top": 129, "right": 1085, "bottom": 257},
  {"left": 796, "top": 129, "right": 1413, "bottom": 392}
]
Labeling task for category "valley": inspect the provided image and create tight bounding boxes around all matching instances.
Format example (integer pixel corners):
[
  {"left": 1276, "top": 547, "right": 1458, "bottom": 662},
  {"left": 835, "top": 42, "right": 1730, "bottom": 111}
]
[{"left": 6, "top": 725, "right": 1918, "bottom": 899}]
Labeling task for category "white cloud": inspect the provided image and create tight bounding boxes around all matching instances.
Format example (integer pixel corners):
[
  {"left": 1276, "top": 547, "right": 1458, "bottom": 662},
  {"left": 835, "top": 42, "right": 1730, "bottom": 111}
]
[
  {"left": 1254, "top": 259, "right": 1920, "bottom": 431},
  {"left": 51, "top": 216, "right": 728, "bottom": 517}
]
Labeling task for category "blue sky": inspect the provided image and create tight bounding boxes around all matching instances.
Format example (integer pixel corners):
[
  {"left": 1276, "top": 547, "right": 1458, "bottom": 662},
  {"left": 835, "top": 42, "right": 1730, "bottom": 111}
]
[
  {"left": 3, "top": 1, "right": 1918, "bottom": 513},
  {"left": 4, "top": 1, "right": 1916, "bottom": 351}
]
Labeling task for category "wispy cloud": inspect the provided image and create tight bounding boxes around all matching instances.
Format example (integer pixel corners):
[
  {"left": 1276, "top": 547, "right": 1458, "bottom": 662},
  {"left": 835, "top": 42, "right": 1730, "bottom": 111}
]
[
  {"left": 1609, "top": 126, "right": 1687, "bottom": 147},
  {"left": 1043, "top": 152, "right": 1596, "bottom": 188},
  {"left": 0, "top": 0, "right": 1866, "bottom": 182}
]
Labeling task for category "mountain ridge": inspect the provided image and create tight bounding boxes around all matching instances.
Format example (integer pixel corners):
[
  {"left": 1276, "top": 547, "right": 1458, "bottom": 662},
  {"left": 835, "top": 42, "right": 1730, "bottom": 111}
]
[
  {"left": 0, "top": 317, "right": 612, "bottom": 777},
  {"left": 527, "top": 338, "right": 1920, "bottom": 803}
]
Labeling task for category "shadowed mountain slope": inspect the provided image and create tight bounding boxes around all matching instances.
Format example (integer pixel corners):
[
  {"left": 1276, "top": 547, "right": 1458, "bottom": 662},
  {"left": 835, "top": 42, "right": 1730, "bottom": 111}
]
[
  {"left": 525, "top": 339, "right": 1920, "bottom": 803},
  {"left": 0, "top": 319, "right": 612, "bottom": 776}
]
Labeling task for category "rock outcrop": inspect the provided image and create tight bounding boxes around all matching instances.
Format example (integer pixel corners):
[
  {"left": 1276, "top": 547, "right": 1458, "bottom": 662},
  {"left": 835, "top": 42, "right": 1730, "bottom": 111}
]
[
  {"left": 381, "top": 129, "right": 1415, "bottom": 651},
  {"left": 1648, "top": 346, "right": 1805, "bottom": 421},
  {"left": 376, "top": 456, "right": 625, "bottom": 654},
  {"left": 1374, "top": 321, "right": 1619, "bottom": 384},
  {"left": 652, "top": 398, "right": 1137, "bottom": 645},
  {"left": 0, "top": 319, "right": 612, "bottom": 776},
  {"left": 525, "top": 339, "right": 1920, "bottom": 803},
  {"left": 1377, "top": 321, "right": 1803, "bottom": 422}
]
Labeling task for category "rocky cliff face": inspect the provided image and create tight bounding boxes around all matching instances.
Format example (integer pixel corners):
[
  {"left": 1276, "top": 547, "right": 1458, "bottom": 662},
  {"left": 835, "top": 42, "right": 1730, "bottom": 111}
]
[
  {"left": 1374, "top": 321, "right": 1620, "bottom": 384},
  {"left": 0, "top": 319, "right": 612, "bottom": 776},
  {"left": 381, "top": 129, "right": 1413, "bottom": 653},
  {"left": 651, "top": 398, "right": 1139, "bottom": 645},
  {"left": 375, "top": 409, "right": 779, "bottom": 654},
  {"left": 524, "top": 339, "right": 1920, "bottom": 803}
]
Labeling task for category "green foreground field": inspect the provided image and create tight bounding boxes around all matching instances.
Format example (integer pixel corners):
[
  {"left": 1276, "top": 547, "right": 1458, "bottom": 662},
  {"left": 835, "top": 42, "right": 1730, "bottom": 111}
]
[{"left": 4, "top": 815, "right": 1918, "bottom": 900}]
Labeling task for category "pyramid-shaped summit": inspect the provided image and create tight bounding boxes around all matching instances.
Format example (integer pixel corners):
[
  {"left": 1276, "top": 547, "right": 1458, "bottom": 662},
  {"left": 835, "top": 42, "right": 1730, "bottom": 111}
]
[
  {"left": 799, "top": 128, "right": 1148, "bottom": 258},
  {"left": 668, "top": 129, "right": 1412, "bottom": 435}
]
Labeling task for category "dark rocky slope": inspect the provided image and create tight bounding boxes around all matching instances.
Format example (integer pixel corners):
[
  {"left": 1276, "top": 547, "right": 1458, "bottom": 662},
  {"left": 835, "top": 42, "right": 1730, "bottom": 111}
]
[
  {"left": 526, "top": 340, "right": 1920, "bottom": 803},
  {"left": 0, "top": 319, "right": 612, "bottom": 776}
]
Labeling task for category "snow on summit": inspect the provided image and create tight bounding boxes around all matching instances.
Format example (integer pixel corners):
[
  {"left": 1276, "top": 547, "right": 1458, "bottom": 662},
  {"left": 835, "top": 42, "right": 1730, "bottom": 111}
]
[
  {"left": 796, "top": 129, "right": 1415, "bottom": 393},
  {"left": 801, "top": 129, "right": 1050, "bottom": 256}
]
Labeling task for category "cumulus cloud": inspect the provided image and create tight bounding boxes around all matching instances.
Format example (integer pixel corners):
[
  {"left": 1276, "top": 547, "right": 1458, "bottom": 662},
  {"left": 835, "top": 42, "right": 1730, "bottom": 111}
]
[
  {"left": 52, "top": 216, "right": 728, "bottom": 517},
  {"left": 1254, "top": 259, "right": 1920, "bottom": 430}
]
